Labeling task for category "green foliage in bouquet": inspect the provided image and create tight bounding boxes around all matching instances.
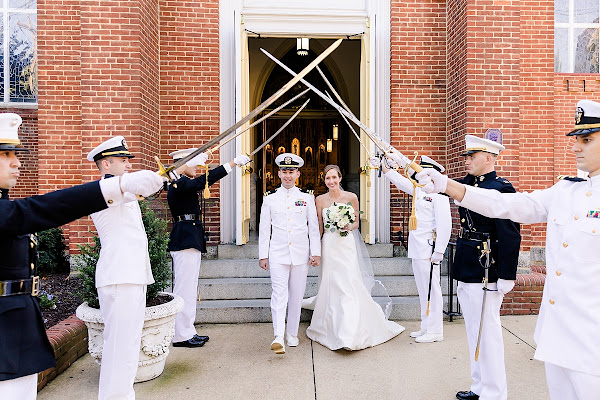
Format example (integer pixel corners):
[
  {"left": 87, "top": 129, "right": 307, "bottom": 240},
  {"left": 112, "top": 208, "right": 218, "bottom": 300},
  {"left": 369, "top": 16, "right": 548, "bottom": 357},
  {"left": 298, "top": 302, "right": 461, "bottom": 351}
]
[{"left": 75, "top": 200, "right": 171, "bottom": 308}]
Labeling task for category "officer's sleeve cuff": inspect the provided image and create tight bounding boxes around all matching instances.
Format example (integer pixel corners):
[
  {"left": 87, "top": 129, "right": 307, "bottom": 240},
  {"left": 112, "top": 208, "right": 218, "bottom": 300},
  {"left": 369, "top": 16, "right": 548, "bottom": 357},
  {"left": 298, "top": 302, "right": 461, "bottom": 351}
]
[
  {"left": 99, "top": 177, "right": 126, "bottom": 207},
  {"left": 223, "top": 163, "right": 233, "bottom": 174}
]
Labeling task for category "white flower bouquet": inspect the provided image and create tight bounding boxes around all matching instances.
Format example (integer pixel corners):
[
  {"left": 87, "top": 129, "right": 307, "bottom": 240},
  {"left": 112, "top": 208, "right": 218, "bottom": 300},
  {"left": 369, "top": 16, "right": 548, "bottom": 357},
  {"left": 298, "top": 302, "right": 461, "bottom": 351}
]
[{"left": 324, "top": 202, "right": 356, "bottom": 237}]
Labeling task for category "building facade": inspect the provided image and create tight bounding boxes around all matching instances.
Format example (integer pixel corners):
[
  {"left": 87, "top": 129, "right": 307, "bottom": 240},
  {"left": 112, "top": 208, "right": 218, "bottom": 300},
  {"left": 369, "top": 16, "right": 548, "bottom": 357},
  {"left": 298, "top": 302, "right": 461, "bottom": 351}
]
[{"left": 6, "top": 0, "right": 596, "bottom": 259}]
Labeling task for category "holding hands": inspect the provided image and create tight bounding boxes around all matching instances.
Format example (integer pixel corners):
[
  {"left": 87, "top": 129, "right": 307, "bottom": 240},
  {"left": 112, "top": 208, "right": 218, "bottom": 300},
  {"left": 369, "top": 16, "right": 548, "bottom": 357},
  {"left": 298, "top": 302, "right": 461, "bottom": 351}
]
[{"left": 309, "top": 256, "right": 321, "bottom": 267}]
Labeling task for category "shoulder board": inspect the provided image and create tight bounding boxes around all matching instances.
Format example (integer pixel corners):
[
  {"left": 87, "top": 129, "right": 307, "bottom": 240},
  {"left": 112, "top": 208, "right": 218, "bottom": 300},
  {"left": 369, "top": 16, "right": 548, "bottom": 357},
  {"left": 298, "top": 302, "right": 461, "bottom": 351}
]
[
  {"left": 299, "top": 188, "right": 314, "bottom": 195},
  {"left": 557, "top": 175, "right": 586, "bottom": 182},
  {"left": 263, "top": 190, "right": 277, "bottom": 196}
]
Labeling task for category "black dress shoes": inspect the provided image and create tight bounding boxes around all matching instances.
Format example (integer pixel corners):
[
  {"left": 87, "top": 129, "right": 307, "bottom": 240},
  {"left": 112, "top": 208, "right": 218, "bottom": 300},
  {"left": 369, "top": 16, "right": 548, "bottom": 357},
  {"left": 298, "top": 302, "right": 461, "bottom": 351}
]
[
  {"left": 193, "top": 334, "right": 209, "bottom": 342},
  {"left": 173, "top": 337, "right": 206, "bottom": 348},
  {"left": 456, "top": 391, "right": 479, "bottom": 400}
]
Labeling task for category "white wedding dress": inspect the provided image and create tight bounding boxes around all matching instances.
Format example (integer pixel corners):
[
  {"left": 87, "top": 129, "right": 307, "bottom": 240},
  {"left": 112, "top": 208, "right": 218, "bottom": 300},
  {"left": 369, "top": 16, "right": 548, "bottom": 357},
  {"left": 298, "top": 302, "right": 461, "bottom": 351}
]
[{"left": 305, "top": 211, "right": 405, "bottom": 350}]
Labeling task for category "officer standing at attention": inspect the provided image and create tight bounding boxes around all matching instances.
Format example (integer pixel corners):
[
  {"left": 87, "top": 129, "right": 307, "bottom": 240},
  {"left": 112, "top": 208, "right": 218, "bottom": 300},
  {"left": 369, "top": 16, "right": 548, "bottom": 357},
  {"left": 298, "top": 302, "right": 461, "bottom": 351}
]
[
  {"left": 259, "top": 153, "right": 321, "bottom": 354},
  {"left": 416, "top": 99, "right": 600, "bottom": 400},
  {"left": 87, "top": 136, "right": 157, "bottom": 400},
  {"left": 167, "top": 148, "right": 251, "bottom": 347},
  {"left": 0, "top": 114, "right": 163, "bottom": 399},
  {"left": 372, "top": 155, "right": 451, "bottom": 343}
]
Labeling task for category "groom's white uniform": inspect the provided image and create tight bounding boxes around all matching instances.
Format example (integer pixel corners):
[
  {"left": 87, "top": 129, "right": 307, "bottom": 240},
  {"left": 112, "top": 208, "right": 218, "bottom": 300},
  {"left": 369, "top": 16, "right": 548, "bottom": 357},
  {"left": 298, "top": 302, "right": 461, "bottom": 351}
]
[{"left": 259, "top": 160, "right": 320, "bottom": 341}]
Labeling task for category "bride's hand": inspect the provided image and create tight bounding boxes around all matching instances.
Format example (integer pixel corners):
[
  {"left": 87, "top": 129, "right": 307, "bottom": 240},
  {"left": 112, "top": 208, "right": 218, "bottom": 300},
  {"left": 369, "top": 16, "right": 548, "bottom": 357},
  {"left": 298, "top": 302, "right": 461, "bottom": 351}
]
[{"left": 342, "top": 224, "right": 352, "bottom": 232}]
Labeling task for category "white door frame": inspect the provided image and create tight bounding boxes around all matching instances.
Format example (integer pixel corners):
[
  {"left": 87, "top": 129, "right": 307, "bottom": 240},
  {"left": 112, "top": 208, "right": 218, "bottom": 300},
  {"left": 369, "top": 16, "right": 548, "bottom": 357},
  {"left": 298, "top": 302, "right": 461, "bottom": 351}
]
[{"left": 219, "top": 0, "right": 391, "bottom": 244}]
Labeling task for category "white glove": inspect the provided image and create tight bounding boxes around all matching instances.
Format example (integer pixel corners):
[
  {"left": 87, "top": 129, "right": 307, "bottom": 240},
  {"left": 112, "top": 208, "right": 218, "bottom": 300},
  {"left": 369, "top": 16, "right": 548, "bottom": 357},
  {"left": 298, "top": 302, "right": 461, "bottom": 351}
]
[
  {"left": 431, "top": 251, "right": 444, "bottom": 264},
  {"left": 497, "top": 279, "right": 515, "bottom": 295},
  {"left": 415, "top": 168, "right": 448, "bottom": 194},
  {"left": 234, "top": 154, "right": 251, "bottom": 166},
  {"left": 120, "top": 170, "right": 166, "bottom": 198},
  {"left": 369, "top": 156, "right": 381, "bottom": 168},
  {"left": 386, "top": 150, "right": 407, "bottom": 169},
  {"left": 186, "top": 152, "right": 208, "bottom": 168}
]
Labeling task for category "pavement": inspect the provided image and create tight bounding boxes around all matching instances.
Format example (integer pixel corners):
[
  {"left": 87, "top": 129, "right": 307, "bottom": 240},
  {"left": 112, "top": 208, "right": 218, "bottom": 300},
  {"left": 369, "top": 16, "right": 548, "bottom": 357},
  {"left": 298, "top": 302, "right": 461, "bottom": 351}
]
[{"left": 38, "top": 315, "right": 550, "bottom": 400}]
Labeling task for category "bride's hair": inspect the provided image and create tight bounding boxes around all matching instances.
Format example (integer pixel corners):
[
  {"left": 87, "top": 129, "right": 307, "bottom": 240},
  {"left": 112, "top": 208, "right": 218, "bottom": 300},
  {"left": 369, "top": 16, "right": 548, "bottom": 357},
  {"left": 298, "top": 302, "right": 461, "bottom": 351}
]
[{"left": 323, "top": 164, "right": 342, "bottom": 179}]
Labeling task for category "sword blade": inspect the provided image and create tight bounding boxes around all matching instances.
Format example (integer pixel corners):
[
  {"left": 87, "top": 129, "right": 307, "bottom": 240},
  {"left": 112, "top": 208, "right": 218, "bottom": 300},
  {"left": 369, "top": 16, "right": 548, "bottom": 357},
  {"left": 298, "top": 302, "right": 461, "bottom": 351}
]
[
  {"left": 474, "top": 239, "right": 491, "bottom": 362},
  {"left": 165, "top": 38, "right": 343, "bottom": 174},
  {"left": 261, "top": 47, "right": 422, "bottom": 173},
  {"left": 249, "top": 99, "right": 310, "bottom": 157}
]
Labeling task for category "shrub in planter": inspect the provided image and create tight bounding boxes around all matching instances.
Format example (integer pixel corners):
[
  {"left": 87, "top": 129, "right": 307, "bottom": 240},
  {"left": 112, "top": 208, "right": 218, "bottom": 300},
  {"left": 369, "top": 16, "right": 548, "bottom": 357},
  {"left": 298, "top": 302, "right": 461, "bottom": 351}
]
[
  {"left": 74, "top": 200, "right": 183, "bottom": 382},
  {"left": 75, "top": 200, "right": 172, "bottom": 307},
  {"left": 37, "top": 227, "right": 70, "bottom": 275}
]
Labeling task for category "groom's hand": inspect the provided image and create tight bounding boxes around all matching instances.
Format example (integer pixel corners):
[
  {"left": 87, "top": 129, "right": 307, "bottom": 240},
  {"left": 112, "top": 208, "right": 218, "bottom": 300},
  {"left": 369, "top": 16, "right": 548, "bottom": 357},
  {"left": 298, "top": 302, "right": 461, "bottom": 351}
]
[
  {"left": 259, "top": 258, "right": 269, "bottom": 271},
  {"left": 310, "top": 256, "right": 321, "bottom": 267}
]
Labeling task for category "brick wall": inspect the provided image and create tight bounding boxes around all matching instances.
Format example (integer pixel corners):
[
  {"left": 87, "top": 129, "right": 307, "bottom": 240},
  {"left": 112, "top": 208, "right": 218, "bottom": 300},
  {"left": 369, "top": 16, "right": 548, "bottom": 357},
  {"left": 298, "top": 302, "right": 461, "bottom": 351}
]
[
  {"left": 8, "top": 108, "right": 38, "bottom": 199},
  {"left": 501, "top": 270, "right": 545, "bottom": 315},
  {"left": 37, "top": 315, "right": 88, "bottom": 391},
  {"left": 389, "top": 0, "right": 447, "bottom": 247}
]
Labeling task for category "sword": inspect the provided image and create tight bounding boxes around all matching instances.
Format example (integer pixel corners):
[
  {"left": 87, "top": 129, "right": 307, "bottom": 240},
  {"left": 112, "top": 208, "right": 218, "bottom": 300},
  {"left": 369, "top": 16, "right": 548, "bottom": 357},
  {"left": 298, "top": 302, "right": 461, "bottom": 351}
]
[
  {"left": 158, "top": 38, "right": 343, "bottom": 177},
  {"left": 249, "top": 99, "right": 310, "bottom": 157},
  {"left": 426, "top": 231, "right": 438, "bottom": 316},
  {"left": 474, "top": 235, "right": 491, "bottom": 362},
  {"left": 260, "top": 47, "right": 422, "bottom": 174}
]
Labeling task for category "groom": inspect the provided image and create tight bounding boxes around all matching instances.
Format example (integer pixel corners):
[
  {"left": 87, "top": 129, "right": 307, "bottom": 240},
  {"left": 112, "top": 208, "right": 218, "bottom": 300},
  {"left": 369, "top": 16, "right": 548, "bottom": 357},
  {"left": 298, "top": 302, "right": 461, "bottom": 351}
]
[{"left": 258, "top": 153, "right": 321, "bottom": 354}]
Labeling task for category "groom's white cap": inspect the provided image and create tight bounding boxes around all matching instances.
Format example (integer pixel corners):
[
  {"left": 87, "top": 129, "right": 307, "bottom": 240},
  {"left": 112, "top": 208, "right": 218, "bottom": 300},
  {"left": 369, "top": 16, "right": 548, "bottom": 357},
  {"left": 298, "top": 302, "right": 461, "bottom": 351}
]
[{"left": 275, "top": 153, "right": 304, "bottom": 169}]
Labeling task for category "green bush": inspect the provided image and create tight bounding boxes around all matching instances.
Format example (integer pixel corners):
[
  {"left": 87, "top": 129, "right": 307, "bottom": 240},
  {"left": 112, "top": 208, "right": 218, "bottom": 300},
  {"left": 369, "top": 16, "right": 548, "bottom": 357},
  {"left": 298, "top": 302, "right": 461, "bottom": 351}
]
[
  {"left": 37, "top": 227, "right": 70, "bottom": 275},
  {"left": 74, "top": 200, "right": 171, "bottom": 309}
]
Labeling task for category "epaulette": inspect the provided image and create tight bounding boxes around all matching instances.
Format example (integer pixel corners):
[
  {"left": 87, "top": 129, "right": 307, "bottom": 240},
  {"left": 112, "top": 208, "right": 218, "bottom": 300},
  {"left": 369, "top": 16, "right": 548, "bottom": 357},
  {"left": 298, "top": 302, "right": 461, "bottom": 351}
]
[
  {"left": 263, "top": 190, "right": 276, "bottom": 196},
  {"left": 557, "top": 175, "right": 586, "bottom": 182},
  {"left": 495, "top": 176, "right": 511, "bottom": 185},
  {"left": 299, "top": 188, "right": 314, "bottom": 195}
]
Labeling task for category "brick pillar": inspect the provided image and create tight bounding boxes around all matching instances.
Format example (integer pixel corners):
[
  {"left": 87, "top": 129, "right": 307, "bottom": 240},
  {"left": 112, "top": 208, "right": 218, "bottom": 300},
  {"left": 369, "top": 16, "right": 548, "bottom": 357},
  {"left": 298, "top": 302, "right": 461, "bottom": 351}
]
[
  {"left": 390, "top": 0, "right": 447, "bottom": 248},
  {"left": 38, "top": 0, "right": 160, "bottom": 251},
  {"left": 159, "top": 0, "right": 221, "bottom": 246}
]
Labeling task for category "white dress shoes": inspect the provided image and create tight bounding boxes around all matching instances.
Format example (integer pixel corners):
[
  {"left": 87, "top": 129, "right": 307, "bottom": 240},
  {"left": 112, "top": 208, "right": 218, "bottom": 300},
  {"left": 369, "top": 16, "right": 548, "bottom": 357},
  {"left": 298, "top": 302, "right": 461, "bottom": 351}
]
[
  {"left": 271, "top": 336, "right": 285, "bottom": 354},
  {"left": 409, "top": 329, "right": 427, "bottom": 338},
  {"left": 415, "top": 333, "right": 444, "bottom": 343},
  {"left": 286, "top": 334, "right": 299, "bottom": 347}
]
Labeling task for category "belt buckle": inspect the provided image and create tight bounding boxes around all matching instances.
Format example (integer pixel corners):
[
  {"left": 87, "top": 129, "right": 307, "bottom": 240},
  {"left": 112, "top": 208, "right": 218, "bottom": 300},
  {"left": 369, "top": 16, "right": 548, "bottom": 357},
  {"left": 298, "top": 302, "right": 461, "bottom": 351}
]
[
  {"left": 0, "top": 281, "right": 6, "bottom": 296},
  {"left": 31, "top": 276, "right": 40, "bottom": 296}
]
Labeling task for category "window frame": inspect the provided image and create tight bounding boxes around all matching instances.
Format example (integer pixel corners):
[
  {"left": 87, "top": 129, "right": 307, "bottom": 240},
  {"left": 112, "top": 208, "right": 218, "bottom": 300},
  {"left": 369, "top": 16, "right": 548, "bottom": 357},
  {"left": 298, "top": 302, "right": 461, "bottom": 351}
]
[{"left": 555, "top": 0, "right": 600, "bottom": 73}]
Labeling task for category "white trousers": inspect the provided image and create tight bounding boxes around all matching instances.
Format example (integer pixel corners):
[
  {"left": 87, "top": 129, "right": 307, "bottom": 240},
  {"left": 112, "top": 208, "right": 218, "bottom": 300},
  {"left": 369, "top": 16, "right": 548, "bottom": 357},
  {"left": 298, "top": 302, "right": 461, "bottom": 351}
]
[
  {"left": 457, "top": 281, "right": 507, "bottom": 400},
  {"left": 545, "top": 362, "right": 600, "bottom": 400},
  {"left": 0, "top": 373, "right": 37, "bottom": 400},
  {"left": 269, "top": 262, "right": 309, "bottom": 337},
  {"left": 98, "top": 284, "right": 146, "bottom": 400},
  {"left": 171, "top": 249, "right": 202, "bottom": 342},
  {"left": 411, "top": 258, "right": 443, "bottom": 334}
]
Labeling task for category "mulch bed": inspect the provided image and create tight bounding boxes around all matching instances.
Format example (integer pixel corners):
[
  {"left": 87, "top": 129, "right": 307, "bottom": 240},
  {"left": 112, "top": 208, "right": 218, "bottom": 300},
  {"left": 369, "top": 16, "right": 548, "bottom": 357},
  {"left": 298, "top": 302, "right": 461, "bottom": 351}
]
[{"left": 39, "top": 273, "right": 84, "bottom": 330}]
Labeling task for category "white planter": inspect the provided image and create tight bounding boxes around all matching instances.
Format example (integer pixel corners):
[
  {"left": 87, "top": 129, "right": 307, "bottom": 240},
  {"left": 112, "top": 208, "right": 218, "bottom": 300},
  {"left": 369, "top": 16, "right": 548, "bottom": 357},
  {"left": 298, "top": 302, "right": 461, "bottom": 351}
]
[{"left": 76, "top": 292, "right": 184, "bottom": 382}]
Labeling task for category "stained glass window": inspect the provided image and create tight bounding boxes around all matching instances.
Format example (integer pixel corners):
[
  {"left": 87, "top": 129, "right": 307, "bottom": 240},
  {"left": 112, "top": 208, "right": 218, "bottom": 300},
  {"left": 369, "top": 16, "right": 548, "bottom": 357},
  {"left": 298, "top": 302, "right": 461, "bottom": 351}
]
[
  {"left": 0, "top": 0, "right": 36, "bottom": 103},
  {"left": 555, "top": 0, "right": 600, "bottom": 73}
]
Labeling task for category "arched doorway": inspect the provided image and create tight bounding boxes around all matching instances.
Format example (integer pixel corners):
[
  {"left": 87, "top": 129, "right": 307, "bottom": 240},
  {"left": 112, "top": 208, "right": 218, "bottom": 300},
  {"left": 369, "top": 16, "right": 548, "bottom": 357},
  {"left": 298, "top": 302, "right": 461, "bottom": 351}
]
[{"left": 248, "top": 38, "right": 362, "bottom": 232}]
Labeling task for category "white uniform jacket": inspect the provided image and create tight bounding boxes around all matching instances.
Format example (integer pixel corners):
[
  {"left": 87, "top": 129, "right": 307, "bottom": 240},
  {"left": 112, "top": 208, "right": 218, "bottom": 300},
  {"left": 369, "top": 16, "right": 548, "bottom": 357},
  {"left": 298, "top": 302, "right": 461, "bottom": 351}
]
[
  {"left": 91, "top": 194, "right": 154, "bottom": 288},
  {"left": 458, "top": 175, "right": 600, "bottom": 376},
  {"left": 385, "top": 170, "right": 452, "bottom": 259},
  {"left": 259, "top": 186, "right": 321, "bottom": 265}
]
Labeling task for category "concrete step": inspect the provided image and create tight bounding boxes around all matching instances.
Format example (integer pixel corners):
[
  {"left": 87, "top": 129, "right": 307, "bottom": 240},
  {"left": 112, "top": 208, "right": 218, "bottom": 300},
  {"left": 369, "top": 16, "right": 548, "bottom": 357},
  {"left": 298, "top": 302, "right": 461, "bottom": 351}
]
[
  {"left": 195, "top": 296, "right": 457, "bottom": 323},
  {"left": 217, "top": 242, "right": 394, "bottom": 259},
  {"left": 197, "top": 276, "right": 451, "bottom": 300},
  {"left": 199, "top": 257, "right": 425, "bottom": 278}
]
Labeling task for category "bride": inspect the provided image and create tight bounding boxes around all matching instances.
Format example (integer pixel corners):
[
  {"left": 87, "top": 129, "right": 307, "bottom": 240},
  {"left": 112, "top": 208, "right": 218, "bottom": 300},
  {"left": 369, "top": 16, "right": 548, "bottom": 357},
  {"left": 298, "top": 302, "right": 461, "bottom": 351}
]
[{"left": 304, "top": 165, "right": 405, "bottom": 351}]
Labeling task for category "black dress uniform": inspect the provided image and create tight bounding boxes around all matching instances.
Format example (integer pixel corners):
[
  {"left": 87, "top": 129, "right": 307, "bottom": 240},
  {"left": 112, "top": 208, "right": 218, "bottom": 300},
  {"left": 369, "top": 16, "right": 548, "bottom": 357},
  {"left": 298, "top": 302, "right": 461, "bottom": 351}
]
[
  {"left": 454, "top": 171, "right": 521, "bottom": 283},
  {"left": 0, "top": 182, "right": 109, "bottom": 382},
  {"left": 167, "top": 165, "right": 228, "bottom": 253}
]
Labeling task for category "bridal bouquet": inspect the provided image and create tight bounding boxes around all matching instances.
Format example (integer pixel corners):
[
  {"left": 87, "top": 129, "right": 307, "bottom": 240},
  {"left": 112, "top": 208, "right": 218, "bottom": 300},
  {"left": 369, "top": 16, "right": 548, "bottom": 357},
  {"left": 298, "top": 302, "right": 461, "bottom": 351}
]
[{"left": 324, "top": 202, "right": 356, "bottom": 237}]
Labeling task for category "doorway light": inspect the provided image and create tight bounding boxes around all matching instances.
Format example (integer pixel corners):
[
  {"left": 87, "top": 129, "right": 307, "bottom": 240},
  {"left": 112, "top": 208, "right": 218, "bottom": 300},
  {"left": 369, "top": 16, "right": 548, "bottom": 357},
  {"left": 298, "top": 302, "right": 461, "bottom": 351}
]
[
  {"left": 326, "top": 139, "right": 333, "bottom": 152},
  {"left": 332, "top": 124, "right": 339, "bottom": 140},
  {"left": 297, "top": 38, "right": 309, "bottom": 56}
]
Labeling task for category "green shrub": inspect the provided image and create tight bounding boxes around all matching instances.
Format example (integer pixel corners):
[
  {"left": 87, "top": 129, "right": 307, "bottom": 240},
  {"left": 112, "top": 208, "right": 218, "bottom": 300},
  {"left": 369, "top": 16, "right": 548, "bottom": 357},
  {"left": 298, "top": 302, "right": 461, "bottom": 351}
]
[
  {"left": 74, "top": 200, "right": 171, "bottom": 308},
  {"left": 37, "top": 227, "right": 70, "bottom": 275}
]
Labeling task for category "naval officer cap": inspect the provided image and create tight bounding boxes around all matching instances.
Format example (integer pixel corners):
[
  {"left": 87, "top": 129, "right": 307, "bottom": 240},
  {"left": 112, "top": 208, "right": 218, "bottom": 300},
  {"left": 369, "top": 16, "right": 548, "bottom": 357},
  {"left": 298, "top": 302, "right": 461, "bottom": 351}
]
[
  {"left": 87, "top": 136, "right": 135, "bottom": 162},
  {"left": 0, "top": 113, "right": 27, "bottom": 152},
  {"left": 568, "top": 99, "right": 600, "bottom": 136},
  {"left": 169, "top": 148, "right": 197, "bottom": 161},
  {"left": 275, "top": 153, "right": 304, "bottom": 170},
  {"left": 420, "top": 155, "right": 445, "bottom": 173},
  {"left": 460, "top": 134, "right": 505, "bottom": 156}
]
